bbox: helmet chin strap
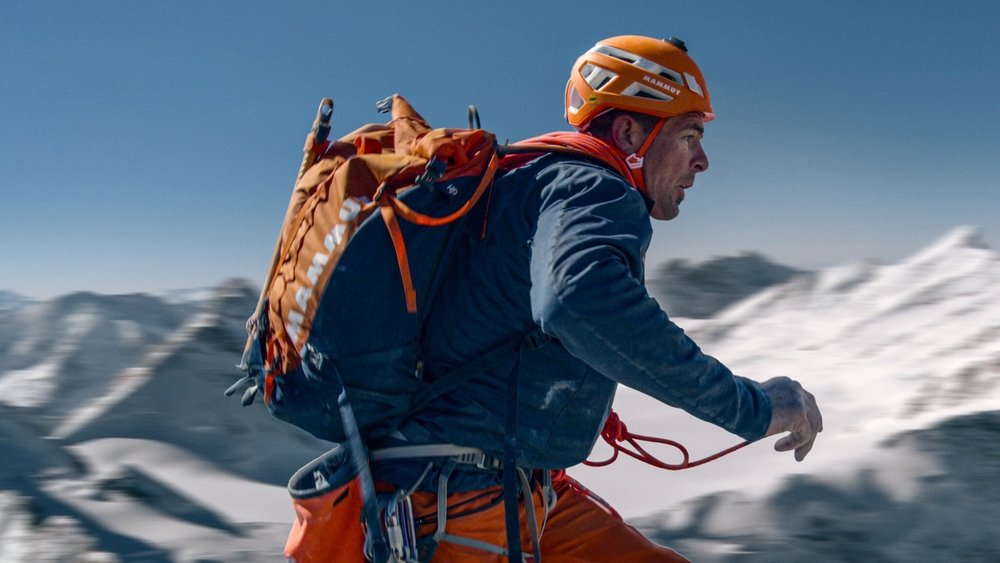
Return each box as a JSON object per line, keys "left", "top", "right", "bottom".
{"left": 623, "top": 117, "right": 667, "bottom": 194}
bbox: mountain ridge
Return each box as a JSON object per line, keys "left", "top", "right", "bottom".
{"left": 649, "top": 252, "right": 806, "bottom": 319}
{"left": 1, "top": 226, "right": 997, "bottom": 560}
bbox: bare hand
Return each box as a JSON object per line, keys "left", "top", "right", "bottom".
{"left": 762, "top": 376, "right": 822, "bottom": 461}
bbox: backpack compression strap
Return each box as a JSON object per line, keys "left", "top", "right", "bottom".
{"left": 372, "top": 149, "right": 500, "bottom": 314}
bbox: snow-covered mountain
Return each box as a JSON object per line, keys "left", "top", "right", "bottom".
{"left": 0, "top": 292, "right": 195, "bottom": 425}
{"left": 0, "top": 281, "right": 328, "bottom": 561}
{"left": 572, "top": 225, "right": 1000, "bottom": 560}
{"left": 695, "top": 225, "right": 999, "bottom": 435}
{"left": 0, "top": 290, "right": 33, "bottom": 312}
{"left": 649, "top": 252, "right": 806, "bottom": 318}
{"left": 632, "top": 409, "right": 1000, "bottom": 562}
{"left": 1, "top": 226, "right": 998, "bottom": 561}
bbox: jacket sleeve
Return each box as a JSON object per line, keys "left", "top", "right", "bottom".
{"left": 529, "top": 161, "right": 771, "bottom": 441}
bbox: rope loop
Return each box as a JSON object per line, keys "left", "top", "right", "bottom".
{"left": 583, "top": 409, "right": 753, "bottom": 471}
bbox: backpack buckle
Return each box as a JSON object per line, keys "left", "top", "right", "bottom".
{"left": 417, "top": 157, "right": 448, "bottom": 189}
{"left": 302, "top": 344, "right": 328, "bottom": 380}
{"left": 525, "top": 330, "right": 550, "bottom": 350}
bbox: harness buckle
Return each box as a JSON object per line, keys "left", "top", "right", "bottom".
{"left": 525, "top": 330, "right": 550, "bottom": 350}
{"left": 453, "top": 451, "right": 503, "bottom": 471}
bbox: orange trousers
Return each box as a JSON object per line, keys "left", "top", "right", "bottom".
{"left": 408, "top": 473, "right": 689, "bottom": 562}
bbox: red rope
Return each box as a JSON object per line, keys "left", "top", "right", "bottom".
{"left": 582, "top": 410, "right": 753, "bottom": 471}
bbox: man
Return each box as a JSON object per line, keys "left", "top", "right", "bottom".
{"left": 370, "top": 35, "right": 822, "bottom": 562}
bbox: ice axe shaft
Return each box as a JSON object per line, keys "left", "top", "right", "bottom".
{"left": 297, "top": 98, "right": 335, "bottom": 181}
{"left": 237, "top": 98, "right": 335, "bottom": 372}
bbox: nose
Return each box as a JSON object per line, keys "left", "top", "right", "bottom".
{"left": 693, "top": 140, "right": 709, "bottom": 173}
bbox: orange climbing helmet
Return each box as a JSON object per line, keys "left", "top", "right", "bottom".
{"left": 565, "top": 35, "right": 715, "bottom": 130}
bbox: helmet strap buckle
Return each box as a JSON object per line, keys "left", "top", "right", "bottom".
{"left": 626, "top": 117, "right": 667, "bottom": 194}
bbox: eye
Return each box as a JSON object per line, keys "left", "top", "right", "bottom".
{"left": 683, "top": 130, "right": 703, "bottom": 143}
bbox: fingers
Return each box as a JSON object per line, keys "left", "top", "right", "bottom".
{"left": 795, "top": 433, "right": 817, "bottom": 462}
{"left": 771, "top": 384, "right": 822, "bottom": 461}
{"left": 773, "top": 429, "right": 817, "bottom": 461}
{"left": 773, "top": 431, "right": 805, "bottom": 453}
{"left": 806, "top": 389, "right": 823, "bottom": 434}
{"left": 800, "top": 389, "right": 822, "bottom": 461}
{"left": 761, "top": 376, "right": 823, "bottom": 461}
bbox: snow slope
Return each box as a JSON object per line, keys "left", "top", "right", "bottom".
{"left": 0, "top": 226, "right": 997, "bottom": 560}
{"left": 571, "top": 226, "right": 1000, "bottom": 519}
{"left": 0, "top": 281, "right": 329, "bottom": 560}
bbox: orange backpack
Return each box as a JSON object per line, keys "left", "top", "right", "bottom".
{"left": 225, "top": 95, "right": 516, "bottom": 562}
{"left": 227, "top": 94, "right": 504, "bottom": 440}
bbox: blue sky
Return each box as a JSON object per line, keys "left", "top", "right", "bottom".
{"left": 1, "top": 1, "right": 997, "bottom": 298}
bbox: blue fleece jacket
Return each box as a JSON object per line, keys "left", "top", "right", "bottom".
{"left": 375, "top": 152, "right": 771, "bottom": 489}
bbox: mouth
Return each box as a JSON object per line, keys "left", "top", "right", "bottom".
{"left": 678, "top": 183, "right": 691, "bottom": 202}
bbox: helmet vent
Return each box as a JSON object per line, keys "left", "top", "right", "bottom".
{"left": 567, "top": 85, "right": 584, "bottom": 112}
{"left": 591, "top": 44, "right": 685, "bottom": 89}
{"left": 684, "top": 72, "right": 704, "bottom": 97}
{"left": 591, "top": 45, "right": 638, "bottom": 65}
{"left": 621, "top": 83, "right": 673, "bottom": 102}
{"left": 658, "top": 70, "right": 683, "bottom": 85}
{"left": 581, "top": 63, "right": 618, "bottom": 91}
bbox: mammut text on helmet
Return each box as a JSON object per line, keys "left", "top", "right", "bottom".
{"left": 641, "top": 75, "right": 681, "bottom": 97}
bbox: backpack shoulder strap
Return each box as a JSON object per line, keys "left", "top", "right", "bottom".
{"left": 504, "top": 131, "right": 634, "bottom": 182}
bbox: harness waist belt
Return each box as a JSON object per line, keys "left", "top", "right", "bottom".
{"left": 371, "top": 444, "right": 503, "bottom": 470}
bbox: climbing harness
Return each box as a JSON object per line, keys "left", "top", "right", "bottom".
{"left": 370, "top": 444, "right": 554, "bottom": 563}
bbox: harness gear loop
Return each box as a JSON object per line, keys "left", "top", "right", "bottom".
{"left": 370, "top": 445, "right": 543, "bottom": 562}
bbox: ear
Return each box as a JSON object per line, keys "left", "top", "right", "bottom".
{"left": 609, "top": 114, "right": 646, "bottom": 154}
